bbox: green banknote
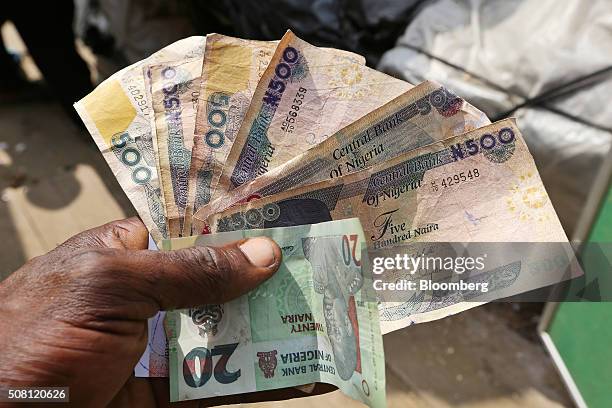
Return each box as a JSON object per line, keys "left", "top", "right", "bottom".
{"left": 164, "top": 219, "right": 385, "bottom": 407}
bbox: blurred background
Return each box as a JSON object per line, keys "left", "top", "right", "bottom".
{"left": 0, "top": 0, "right": 610, "bottom": 407}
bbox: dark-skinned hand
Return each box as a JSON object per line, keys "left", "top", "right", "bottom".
{"left": 0, "top": 217, "right": 334, "bottom": 407}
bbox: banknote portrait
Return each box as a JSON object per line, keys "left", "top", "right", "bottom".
{"left": 302, "top": 235, "right": 363, "bottom": 380}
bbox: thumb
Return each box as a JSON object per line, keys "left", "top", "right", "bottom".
{"left": 110, "top": 236, "right": 281, "bottom": 314}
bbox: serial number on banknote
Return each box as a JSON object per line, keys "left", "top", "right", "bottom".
{"left": 281, "top": 87, "right": 307, "bottom": 133}
{"left": 431, "top": 168, "right": 481, "bottom": 191}
{"left": 190, "top": 90, "right": 199, "bottom": 111}
{"left": 127, "top": 85, "right": 148, "bottom": 114}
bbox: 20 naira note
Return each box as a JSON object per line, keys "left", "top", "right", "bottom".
{"left": 164, "top": 219, "right": 385, "bottom": 408}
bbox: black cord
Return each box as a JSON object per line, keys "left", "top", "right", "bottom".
{"left": 397, "top": 43, "right": 612, "bottom": 134}
{"left": 397, "top": 43, "right": 523, "bottom": 98}
{"left": 493, "top": 65, "right": 612, "bottom": 122}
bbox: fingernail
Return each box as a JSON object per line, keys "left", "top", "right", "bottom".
{"left": 239, "top": 237, "right": 277, "bottom": 267}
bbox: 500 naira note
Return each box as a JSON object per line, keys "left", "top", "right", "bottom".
{"left": 149, "top": 53, "right": 204, "bottom": 237}
{"left": 193, "top": 80, "right": 489, "bottom": 230}
{"left": 213, "top": 30, "right": 411, "bottom": 198}
{"left": 164, "top": 219, "right": 385, "bottom": 408}
{"left": 185, "top": 35, "right": 277, "bottom": 236}
{"left": 209, "top": 119, "right": 571, "bottom": 333}
{"left": 75, "top": 36, "right": 206, "bottom": 243}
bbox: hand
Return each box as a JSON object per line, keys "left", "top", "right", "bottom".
{"left": 0, "top": 217, "right": 333, "bottom": 407}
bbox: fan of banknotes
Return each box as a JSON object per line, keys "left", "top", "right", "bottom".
{"left": 76, "top": 31, "right": 573, "bottom": 407}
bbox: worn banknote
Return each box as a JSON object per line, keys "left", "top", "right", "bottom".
{"left": 193, "top": 80, "right": 490, "bottom": 230}
{"left": 149, "top": 54, "right": 204, "bottom": 237}
{"left": 184, "top": 35, "right": 277, "bottom": 236}
{"left": 165, "top": 219, "right": 385, "bottom": 407}
{"left": 209, "top": 119, "right": 573, "bottom": 332}
{"left": 133, "top": 237, "right": 169, "bottom": 378}
{"left": 211, "top": 30, "right": 411, "bottom": 200}
{"left": 75, "top": 36, "right": 206, "bottom": 243}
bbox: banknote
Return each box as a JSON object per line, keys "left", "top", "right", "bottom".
{"left": 184, "top": 35, "right": 277, "bottom": 236}
{"left": 213, "top": 30, "right": 411, "bottom": 199}
{"left": 143, "top": 65, "right": 165, "bottom": 223}
{"left": 75, "top": 36, "right": 206, "bottom": 244}
{"left": 135, "top": 310, "right": 168, "bottom": 378}
{"left": 209, "top": 119, "right": 572, "bottom": 332}
{"left": 149, "top": 54, "right": 204, "bottom": 237}
{"left": 134, "top": 237, "right": 169, "bottom": 378}
{"left": 164, "top": 219, "right": 385, "bottom": 407}
{"left": 192, "top": 80, "right": 490, "bottom": 230}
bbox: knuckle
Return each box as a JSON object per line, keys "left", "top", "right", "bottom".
{"left": 107, "top": 222, "right": 129, "bottom": 242}
{"left": 99, "top": 222, "right": 129, "bottom": 248}
{"left": 106, "top": 218, "right": 142, "bottom": 245}
{"left": 72, "top": 218, "right": 145, "bottom": 249}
